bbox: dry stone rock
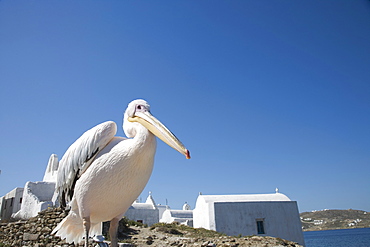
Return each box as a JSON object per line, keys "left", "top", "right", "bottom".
{"left": 23, "top": 232, "right": 39, "bottom": 241}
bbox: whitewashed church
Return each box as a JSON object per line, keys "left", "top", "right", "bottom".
{"left": 0, "top": 154, "right": 305, "bottom": 246}
{"left": 193, "top": 192, "right": 305, "bottom": 245}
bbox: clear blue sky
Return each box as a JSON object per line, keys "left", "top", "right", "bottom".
{"left": 1, "top": 1, "right": 369, "bottom": 213}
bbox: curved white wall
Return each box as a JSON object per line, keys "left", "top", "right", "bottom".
{"left": 13, "top": 181, "right": 55, "bottom": 219}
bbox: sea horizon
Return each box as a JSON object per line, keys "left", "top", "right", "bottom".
{"left": 304, "top": 227, "right": 370, "bottom": 247}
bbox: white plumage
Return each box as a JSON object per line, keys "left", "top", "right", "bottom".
{"left": 52, "top": 99, "right": 190, "bottom": 247}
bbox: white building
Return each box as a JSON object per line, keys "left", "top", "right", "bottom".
{"left": 0, "top": 187, "right": 24, "bottom": 221}
{"left": 123, "top": 192, "right": 161, "bottom": 226}
{"left": 2, "top": 154, "right": 58, "bottom": 220}
{"left": 160, "top": 202, "right": 193, "bottom": 226}
{"left": 193, "top": 192, "right": 305, "bottom": 246}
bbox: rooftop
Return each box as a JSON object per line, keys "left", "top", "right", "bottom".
{"left": 198, "top": 193, "right": 291, "bottom": 204}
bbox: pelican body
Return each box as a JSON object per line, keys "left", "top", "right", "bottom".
{"left": 52, "top": 99, "right": 190, "bottom": 247}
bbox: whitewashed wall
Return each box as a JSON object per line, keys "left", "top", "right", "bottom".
{"left": 13, "top": 181, "right": 55, "bottom": 219}
{"left": 214, "top": 201, "right": 304, "bottom": 245}
{"left": 193, "top": 196, "right": 213, "bottom": 230}
{"left": 0, "top": 188, "right": 24, "bottom": 221}
{"left": 42, "top": 154, "right": 59, "bottom": 183}
{"left": 124, "top": 204, "right": 159, "bottom": 226}
{"left": 193, "top": 194, "right": 305, "bottom": 246}
{"left": 160, "top": 209, "right": 193, "bottom": 226}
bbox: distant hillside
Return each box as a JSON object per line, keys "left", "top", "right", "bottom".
{"left": 300, "top": 209, "right": 370, "bottom": 231}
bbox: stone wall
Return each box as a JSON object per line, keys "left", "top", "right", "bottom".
{"left": 0, "top": 207, "right": 76, "bottom": 247}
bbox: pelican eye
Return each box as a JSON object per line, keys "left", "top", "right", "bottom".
{"left": 136, "top": 104, "right": 147, "bottom": 112}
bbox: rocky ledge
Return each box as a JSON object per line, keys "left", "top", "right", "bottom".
{"left": 0, "top": 208, "right": 303, "bottom": 247}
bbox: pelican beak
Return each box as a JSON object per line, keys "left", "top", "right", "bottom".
{"left": 128, "top": 112, "right": 191, "bottom": 159}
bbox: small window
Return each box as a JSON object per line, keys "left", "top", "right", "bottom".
{"left": 19, "top": 197, "right": 23, "bottom": 204}
{"left": 10, "top": 198, "right": 14, "bottom": 207}
{"left": 256, "top": 220, "right": 265, "bottom": 234}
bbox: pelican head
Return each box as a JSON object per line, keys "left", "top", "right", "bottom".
{"left": 124, "top": 99, "right": 190, "bottom": 159}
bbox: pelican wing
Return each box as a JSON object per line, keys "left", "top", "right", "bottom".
{"left": 56, "top": 121, "right": 117, "bottom": 207}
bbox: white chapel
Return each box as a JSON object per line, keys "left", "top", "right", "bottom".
{"left": 193, "top": 192, "right": 305, "bottom": 246}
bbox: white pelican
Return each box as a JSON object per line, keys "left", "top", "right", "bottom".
{"left": 52, "top": 99, "right": 190, "bottom": 247}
